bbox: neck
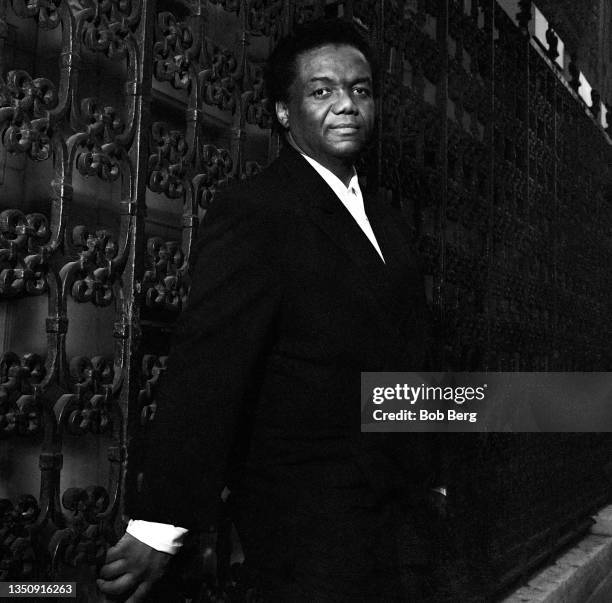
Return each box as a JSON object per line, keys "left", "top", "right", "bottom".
{"left": 286, "top": 133, "right": 355, "bottom": 187}
{"left": 322, "top": 158, "right": 355, "bottom": 187}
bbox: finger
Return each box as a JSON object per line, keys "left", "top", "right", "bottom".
{"left": 99, "top": 558, "right": 128, "bottom": 580}
{"left": 104, "top": 542, "right": 128, "bottom": 564}
{"left": 126, "top": 581, "right": 153, "bottom": 603}
{"left": 105, "top": 533, "right": 138, "bottom": 563}
{"left": 96, "top": 573, "right": 137, "bottom": 597}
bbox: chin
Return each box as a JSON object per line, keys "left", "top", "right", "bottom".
{"left": 327, "top": 141, "right": 366, "bottom": 157}
{"left": 332, "top": 147, "right": 365, "bottom": 161}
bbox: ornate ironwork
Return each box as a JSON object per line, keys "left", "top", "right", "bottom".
{"left": 49, "top": 486, "right": 110, "bottom": 571}
{"left": 71, "top": 99, "right": 126, "bottom": 181}
{"left": 10, "top": 0, "right": 62, "bottom": 30}
{"left": 78, "top": 0, "right": 139, "bottom": 58}
{"left": 193, "top": 144, "right": 233, "bottom": 209}
{"left": 0, "top": 70, "right": 58, "bottom": 161}
{"left": 200, "top": 42, "right": 239, "bottom": 113}
{"left": 247, "top": 0, "right": 283, "bottom": 38}
{"left": 208, "top": 0, "right": 241, "bottom": 13}
{"left": 0, "top": 495, "right": 40, "bottom": 580}
{"left": 516, "top": 0, "right": 532, "bottom": 32}
{"left": 60, "top": 226, "right": 121, "bottom": 306}
{"left": 0, "top": 210, "right": 51, "bottom": 297}
{"left": 138, "top": 354, "right": 168, "bottom": 424}
{"left": 142, "top": 238, "right": 186, "bottom": 313}
{"left": 154, "top": 12, "right": 194, "bottom": 90}
{"left": 0, "top": 353, "right": 45, "bottom": 437}
{"left": 148, "top": 122, "right": 189, "bottom": 198}
{"left": 65, "top": 355, "right": 114, "bottom": 434}
{"left": 243, "top": 64, "right": 272, "bottom": 129}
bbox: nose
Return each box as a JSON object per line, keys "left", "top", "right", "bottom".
{"left": 332, "top": 89, "right": 358, "bottom": 114}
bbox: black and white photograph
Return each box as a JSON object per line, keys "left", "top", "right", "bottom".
{"left": 1, "top": 0, "right": 612, "bottom": 601}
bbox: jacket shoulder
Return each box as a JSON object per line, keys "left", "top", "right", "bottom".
{"left": 194, "top": 157, "right": 299, "bottom": 264}
{"left": 219, "top": 157, "right": 295, "bottom": 210}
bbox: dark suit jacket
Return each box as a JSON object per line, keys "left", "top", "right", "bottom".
{"left": 130, "top": 145, "right": 438, "bottom": 600}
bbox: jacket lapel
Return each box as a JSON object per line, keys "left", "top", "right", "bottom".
{"left": 277, "top": 146, "right": 413, "bottom": 339}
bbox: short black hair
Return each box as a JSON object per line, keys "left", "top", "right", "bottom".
{"left": 265, "top": 18, "right": 378, "bottom": 109}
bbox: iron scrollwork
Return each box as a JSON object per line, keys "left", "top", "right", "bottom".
{"left": 0, "top": 495, "right": 40, "bottom": 580}
{"left": 154, "top": 11, "right": 194, "bottom": 90}
{"left": 0, "top": 353, "right": 45, "bottom": 438}
{"left": 243, "top": 64, "right": 272, "bottom": 129}
{"left": 200, "top": 42, "right": 239, "bottom": 113}
{"left": 65, "top": 356, "right": 115, "bottom": 435}
{"left": 78, "top": 0, "right": 139, "bottom": 59}
{"left": 142, "top": 238, "right": 187, "bottom": 313}
{"left": 148, "top": 122, "right": 189, "bottom": 199}
{"left": 138, "top": 354, "right": 168, "bottom": 424}
{"left": 0, "top": 210, "right": 51, "bottom": 298}
{"left": 0, "top": 70, "right": 58, "bottom": 161}
{"left": 10, "top": 0, "right": 62, "bottom": 29}
{"left": 72, "top": 99, "right": 126, "bottom": 182}
{"left": 247, "top": 0, "right": 283, "bottom": 38}
{"left": 49, "top": 486, "right": 110, "bottom": 572}
{"left": 208, "top": 0, "right": 241, "bottom": 13}
{"left": 193, "top": 144, "right": 233, "bottom": 209}
{"left": 60, "top": 226, "right": 121, "bottom": 307}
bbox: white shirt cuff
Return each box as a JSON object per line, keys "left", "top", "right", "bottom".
{"left": 126, "top": 519, "right": 189, "bottom": 555}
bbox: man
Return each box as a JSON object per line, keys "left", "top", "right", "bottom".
{"left": 98, "top": 19, "right": 439, "bottom": 601}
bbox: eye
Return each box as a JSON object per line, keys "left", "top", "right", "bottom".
{"left": 312, "top": 88, "right": 331, "bottom": 99}
{"left": 353, "top": 86, "right": 372, "bottom": 97}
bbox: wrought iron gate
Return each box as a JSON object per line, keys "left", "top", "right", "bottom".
{"left": 1, "top": 0, "right": 611, "bottom": 600}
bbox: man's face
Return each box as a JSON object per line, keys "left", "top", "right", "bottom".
{"left": 276, "top": 44, "right": 375, "bottom": 168}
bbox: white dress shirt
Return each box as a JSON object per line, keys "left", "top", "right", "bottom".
{"left": 126, "top": 151, "right": 385, "bottom": 554}
{"left": 298, "top": 153, "right": 385, "bottom": 262}
{"left": 126, "top": 518, "right": 188, "bottom": 554}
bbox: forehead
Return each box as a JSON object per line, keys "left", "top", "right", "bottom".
{"left": 294, "top": 44, "right": 372, "bottom": 81}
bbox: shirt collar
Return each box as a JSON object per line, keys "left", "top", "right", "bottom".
{"left": 286, "top": 134, "right": 360, "bottom": 195}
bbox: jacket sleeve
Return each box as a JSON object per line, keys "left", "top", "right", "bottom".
{"left": 127, "top": 191, "right": 286, "bottom": 530}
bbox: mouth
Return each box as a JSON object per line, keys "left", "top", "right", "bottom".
{"left": 329, "top": 124, "right": 361, "bottom": 135}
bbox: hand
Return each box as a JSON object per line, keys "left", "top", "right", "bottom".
{"left": 97, "top": 532, "right": 173, "bottom": 602}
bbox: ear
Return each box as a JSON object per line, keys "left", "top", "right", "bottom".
{"left": 275, "top": 100, "right": 290, "bottom": 129}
